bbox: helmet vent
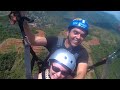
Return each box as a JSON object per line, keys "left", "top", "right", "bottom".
{"left": 70, "top": 61, "right": 73, "bottom": 63}
{"left": 64, "top": 56, "right": 67, "bottom": 59}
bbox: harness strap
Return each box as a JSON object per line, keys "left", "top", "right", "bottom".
{"left": 40, "top": 37, "right": 64, "bottom": 71}
{"left": 42, "top": 69, "right": 50, "bottom": 79}
{"left": 42, "top": 71, "right": 46, "bottom": 79}
{"left": 24, "top": 39, "right": 32, "bottom": 79}
{"left": 17, "top": 14, "right": 32, "bottom": 79}
{"left": 8, "top": 11, "right": 39, "bottom": 79}
{"left": 88, "top": 48, "right": 120, "bottom": 72}
{"left": 57, "top": 36, "right": 64, "bottom": 48}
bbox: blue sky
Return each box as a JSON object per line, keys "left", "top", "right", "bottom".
{"left": 104, "top": 11, "right": 120, "bottom": 21}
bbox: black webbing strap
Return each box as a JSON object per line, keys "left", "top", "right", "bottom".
{"left": 88, "top": 48, "right": 120, "bottom": 72}
{"left": 8, "top": 11, "right": 35, "bottom": 79}
{"left": 17, "top": 13, "right": 33, "bottom": 79}
{"left": 42, "top": 71, "right": 46, "bottom": 79}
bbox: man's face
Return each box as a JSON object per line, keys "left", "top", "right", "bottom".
{"left": 49, "top": 62, "right": 69, "bottom": 79}
{"left": 67, "top": 28, "right": 87, "bottom": 47}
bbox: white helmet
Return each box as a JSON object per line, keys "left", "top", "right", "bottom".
{"left": 49, "top": 48, "right": 76, "bottom": 72}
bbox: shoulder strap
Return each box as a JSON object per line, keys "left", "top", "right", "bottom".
{"left": 57, "top": 36, "right": 80, "bottom": 60}
{"left": 42, "top": 71, "right": 46, "bottom": 79}
{"left": 58, "top": 36, "right": 81, "bottom": 59}
{"left": 40, "top": 36, "right": 64, "bottom": 71}
{"left": 42, "top": 69, "right": 50, "bottom": 79}
{"left": 74, "top": 53, "right": 79, "bottom": 60}
{"left": 24, "top": 41, "right": 32, "bottom": 79}
{"left": 74, "top": 46, "right": 81, "bottom": 60}
{"left": 56, "top": 36, "right": 64, "bottom": 48}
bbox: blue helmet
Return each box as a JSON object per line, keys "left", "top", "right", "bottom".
{"left": 68, "top": 18, "right": 89, "bottom": 34}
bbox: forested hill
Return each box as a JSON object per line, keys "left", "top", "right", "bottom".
{"left": 0, "top": 11, "right": 120, "bottom": 33}
{"left": 28, "top": 11, "right": 120, "bottom": 33}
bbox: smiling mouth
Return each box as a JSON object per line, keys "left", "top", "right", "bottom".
{"left": 73, "top": 39, "right": 80, "bottom": 44}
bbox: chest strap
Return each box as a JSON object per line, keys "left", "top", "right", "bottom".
{"left": 42, "top": 69, "right": 50, "bottom": 79}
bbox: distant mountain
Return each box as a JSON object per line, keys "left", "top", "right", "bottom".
{"left": 0, "top": 11, "right": 119, "bottom": 33}
{"left": 28, "top": 11, "right": 120, "bottom": 33}
{"left": 0, "top": 11, "right": 10, "bottom": 16}
{"left": 104, "top": 11, "right": 120, "bottom": 21}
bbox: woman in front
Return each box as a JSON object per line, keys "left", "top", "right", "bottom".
{"left": 38, "top": 48, "right": 76, "bottom": 79}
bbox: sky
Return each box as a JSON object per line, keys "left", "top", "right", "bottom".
{"left": 0, "top": 11, "right": 120, "bottom": 21}
{"left": 104, "top": 11, "right": 120, "bottom": 21}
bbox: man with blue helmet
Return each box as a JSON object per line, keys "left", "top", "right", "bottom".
{"left": 13, "top": 12, "right": 89, "bottom": 79}
{"left": 64, "top": 18, "right": 89, "bottom": 79}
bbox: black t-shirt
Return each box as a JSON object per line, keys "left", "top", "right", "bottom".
{"left": 45, "top": 36, "right": 89, "bottom": 65}
{"left": 45, "top": 36, "right": 58, "bottom": 52}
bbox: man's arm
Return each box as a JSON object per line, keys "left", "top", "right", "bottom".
{"left": 11, "top": 11, "right": 47, "bottom": 46}
{"left": 74, "top": 62, "right": 88, "bottom": 79}
{"left": 23, "top": 21, "right": 47, "bottom": 46}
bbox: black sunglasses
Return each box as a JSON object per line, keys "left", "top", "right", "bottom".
{"left": 52, "top": 64, "right": 70, "bottom": 76}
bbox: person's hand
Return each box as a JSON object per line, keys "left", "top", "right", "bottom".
{"left": 9, "top": 12, "right": 17, "bottom": 25}
{"left": 9, "top": 11, "right": 28, "bottom": 25}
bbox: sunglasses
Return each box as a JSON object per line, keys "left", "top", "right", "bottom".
{"left": 52, "top": 64, "right": 70, "bottom": 76}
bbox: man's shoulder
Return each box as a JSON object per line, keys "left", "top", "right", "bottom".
{"left": 76, "top": 44, "right": 89, "bottom": 61}
{"left": 74, "top": 44, "right": 88, "bottom": 53}
{"left": 79, "top": 44, "right": 88, "bottom": 53}
{"left": 79, "top": 44, "right": 87, "bottom": 49}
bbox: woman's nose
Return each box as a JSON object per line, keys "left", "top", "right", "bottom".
{"left": 56, "top": 71, "right": 61, "bottom": 76}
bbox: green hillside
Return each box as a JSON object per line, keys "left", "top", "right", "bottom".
{"left": 88, "top": 25, "right": 120, "bottom": 79}
{"left": 0, "top": 15, "right": 21, "bottom": 43}
{"left": 28, "top": 11, "right": 120, "bottom": 33}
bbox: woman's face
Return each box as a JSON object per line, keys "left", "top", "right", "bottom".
{"left": 49, "top": 62, "right": 69, "bottom": 79}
